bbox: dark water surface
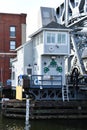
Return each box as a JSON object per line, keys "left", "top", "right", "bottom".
{"left": 0, "top": 112, "right": 87, "bottom": 130}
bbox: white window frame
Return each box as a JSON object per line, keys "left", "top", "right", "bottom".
{"left": 46, "top": 31, "right": 67, "bottom": 45}
{"left": 35, "top": 33, "right": 43, "bottom": 47}
{"left": 10, "top": 41, "right": 16, "bottom": 50}
{"left": 10, "top": 26, "right": 16, "bottom": 38}
{"left": 57, "top": 33, "right": 66, "bottom": 45}
{"left": 47, "top": 32, "right": 55, "bottom": 44}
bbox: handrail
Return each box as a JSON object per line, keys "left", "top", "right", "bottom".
{"left": 30, "top": 75, "right": 62, "bottom": 88}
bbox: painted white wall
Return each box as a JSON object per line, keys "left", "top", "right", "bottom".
{"left": 11, "top": 47, "right": 24, "bottom": 88}
{"left": 12, "top": 56, "right": 24, "bottom": 88}
{"left": 24, "top": 41, "right": 33, "bottom": 68}
{"left": 11, "top": 41, "right": 33, "bottom": 88}
{"left": 41, "top": 55, "right": 66, "bottom": 85}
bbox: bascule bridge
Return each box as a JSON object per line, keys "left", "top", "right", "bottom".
{"left": 56, "top": 0, "right": 87, "bottom": 74}
{"left": 56, "top": 0, "right": 87, "bottom": 94}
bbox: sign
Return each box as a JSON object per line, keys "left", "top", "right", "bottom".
{"left": 16, "top": 86, "right": 22, "bottom": 100}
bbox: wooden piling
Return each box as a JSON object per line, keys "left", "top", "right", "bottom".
{"left": 1, "top": 99, "right": 87, "bottom": 119}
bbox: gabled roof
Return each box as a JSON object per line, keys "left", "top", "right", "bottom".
{"left": 29, "top": 21, "right": 71, "bottom": 38}
{"left": 43, "top": 21, "right": 68, "bottom": 29}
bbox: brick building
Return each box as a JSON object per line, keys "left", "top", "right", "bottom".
{"left": 0, "top": 13, "right": 27, "bottom": 87}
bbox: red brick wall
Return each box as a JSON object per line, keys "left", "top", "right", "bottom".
{"left": 0, "top": 13, "right": 27, "bottom": 86}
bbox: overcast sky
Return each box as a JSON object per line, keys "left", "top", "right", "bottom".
{"left": 0, "top": 0, "right": 64, "bottom": 40}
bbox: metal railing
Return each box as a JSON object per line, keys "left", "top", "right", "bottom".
{"left": 66, "top": 75, "right": 87, "bottom": 88}
{"left": 30, "top": 75, "right": 62, "bottom": 89}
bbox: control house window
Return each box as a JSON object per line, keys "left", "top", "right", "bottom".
{"left": 10, "top": 41, "right": 16, "bottom": 50}
{"left": 34, "top": 33, "right": 43, "bottom": 47}
{"left": 47, "top": 33, "right": 55, "bottom": 44}
{"left": 57, "top": 33, "right": 66, "bottom": 44}
{"left": 46, "top": 32, "right": 66, "bottom": 44}
{"left": 10, "top": 26, "right": 16, "bottom": 37}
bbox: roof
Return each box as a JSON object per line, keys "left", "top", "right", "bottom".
{"left": 29, "top": 21, "right": 71, "bottom": 38}
{"left": 43, "top": 21, "right": 68, "bottom": 29}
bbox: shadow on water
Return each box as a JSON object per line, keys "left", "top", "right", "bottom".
{"left": 0, "top": 112, "right": 87, "bottom": 130}
{"left": 0, "top": 114, "right": 25, "bottom": 130}
{"left": 30, "top": 119, "right": 87, "bottom": 130}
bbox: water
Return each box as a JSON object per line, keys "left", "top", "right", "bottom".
{"left": 0, "top": 112, "right": 87, "bottom": 130}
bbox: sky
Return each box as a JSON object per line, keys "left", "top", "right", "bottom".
{"left": 0, "top": 0, "right": 64, "bottom": 40}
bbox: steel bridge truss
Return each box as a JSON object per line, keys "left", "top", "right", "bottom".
{"left": 28, "top": 75, "right": 87, "bottom": 101}
{"left": 29, "top": 88, "right": 62, "bottom": 101}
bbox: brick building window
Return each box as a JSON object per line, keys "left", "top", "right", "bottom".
{"left": 10, "top": 41, "right": 16, "bottom": 50}
{"left": 10, "top": 26, "right": 16, "bottom": 37}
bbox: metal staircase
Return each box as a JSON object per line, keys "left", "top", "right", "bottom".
{"left": 62, "top": 85, "right": 69, "bottom": 101}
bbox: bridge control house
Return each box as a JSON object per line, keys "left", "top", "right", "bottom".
{"left": 11, "top": 19, "right": 71, "bottom": 101}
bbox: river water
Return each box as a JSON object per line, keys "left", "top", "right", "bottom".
{"left": 0, "top": 112, "right": 87, "bottom": 130}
